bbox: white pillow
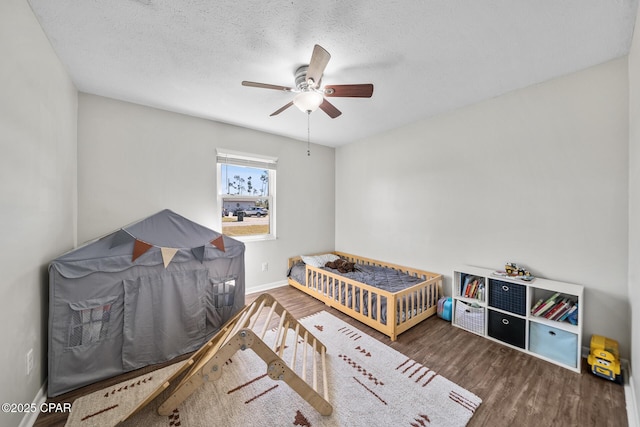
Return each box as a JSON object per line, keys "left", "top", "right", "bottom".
{"left": 300, "top": 253, "right": 340, "bottom": 268}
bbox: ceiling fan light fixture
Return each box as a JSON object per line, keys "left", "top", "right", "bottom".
{"left": 293, "top": 91, "right": 323, "bottom": 113}
{"left": 242, "top": 44, "right": 372, "bottom": 119}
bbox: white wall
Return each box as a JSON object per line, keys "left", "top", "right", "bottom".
{"left": 336, "top": 59, "right": 630, "bottom": 356}
{"left": 77, "top": 94, "right": 335, "bottom": 290}
{"left": 1, "top": 5, "right": 635, "bottom": 424}
{"left": 0, "top": 0, "right": 77, "bottom": 424}
{"left": 628, "top": 2, "right": 640, "bottom": 420}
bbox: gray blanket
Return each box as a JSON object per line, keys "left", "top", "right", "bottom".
{"left": 289, "top": 262, "right": 422, "bottom": 290}
{"left": 288, "top": 262, "right": 424, "bottom": 325}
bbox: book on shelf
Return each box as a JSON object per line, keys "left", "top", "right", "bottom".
{"left": 544, "top": 298, "right": 569, "bottom": 320}
{"left": 464, "top": 279, "right": 478, "bottom": 298}
{"left": 558, "top": 304, "right": 577, "bottom": 322}
{"left": 470, "top": 280, "right": 479, "bottom": 298}
{"left": 566, "top": 304, "right": 579, "bottom": 325}
{"left": 532, "top": 292, "right": 561, "bottom": 316}
{"left": 530, "top": 298, "right": 544, "bottom": 314}
{"left": 542, "top": 299, "right": 562, "bottom": 319}
{"left": 530, "top": 296, "right": 577, "bottom": 323}
{"left": 550, "top": 300, "right": 575, "bottom": 321}
{"left": 461, "top": 275, "right": 471, "bottom": 297}
{"left": 461, "top": 276, "right": 484, "bottom": 300}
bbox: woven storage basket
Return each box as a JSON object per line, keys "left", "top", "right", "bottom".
{"left": 454, "top": 300, "right": 485, "bottom": 334}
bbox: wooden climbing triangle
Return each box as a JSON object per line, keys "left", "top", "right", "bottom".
{"left": 120, "top": 293, "right": 332, "bottom": 423}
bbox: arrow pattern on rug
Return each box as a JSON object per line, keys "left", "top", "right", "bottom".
{"left": 227, "top": 373, "right": 268, "bottom": 394}
{"left": 293, "top": 409, "right": 311, "bottom": 427}
{"left": 103, "top": 375, "right": 154, "bottom": 397}
{"left": 168, "top": 408, "right": 181, "bottom": 427}
{"left": 226, "top": 372, "right": 281, "bottom": 406}
{"left": 396, "top": 359, "right": 438, "bottom": 387}
{"left": 338, "top": 354, "right": 384, "bottom": 386}
{"left": 355, "top": 345, "right": 371, "bottom": 357}
{"left": 449, "top": 390, "right": 480, "bottom": 413}
{"left": 336, "top": 325, "right": 362, "bottom": 341}
{"left": 245, "top": 384, "right": 279, "bottom": 404}
{"left": 80, "top": 404, "right": 119, "bottom": 422}
{"left": 352, "top": 376, "right": 387, "bottom": 405}
{"left": 410, "top": 414, "right": 431, "bottom": 427}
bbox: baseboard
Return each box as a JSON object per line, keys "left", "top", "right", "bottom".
{"left": 19, "top": 381, "right": 47, "bottom": 427}
{"left": 624, "top": 359, "right": 639, "bottom": 427}
{"left": 582, "top": 349, "right": 637, "bottom": 426}
{"left": 245, "top": 279, "right": 287, "bottom": 295}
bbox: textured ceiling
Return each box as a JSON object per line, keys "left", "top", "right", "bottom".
{"left": 28, "top": 1, "right": 638, "bottom": 147}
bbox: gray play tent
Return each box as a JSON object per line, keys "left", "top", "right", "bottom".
{"left": 47, "top": 209, "right": 245, "bottom": 396}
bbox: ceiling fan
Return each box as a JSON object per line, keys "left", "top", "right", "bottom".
{"left": 242, "top": 44, "right": 374, "bottom": 119}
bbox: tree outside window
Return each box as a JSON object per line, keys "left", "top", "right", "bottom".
{"left": 217, "top": 150, "right": 276, "bottom": 240}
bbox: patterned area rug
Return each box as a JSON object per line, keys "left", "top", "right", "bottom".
{"left": 66, "top": 311, "right": 481, "bottom": 427}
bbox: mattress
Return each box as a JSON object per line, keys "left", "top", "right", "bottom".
{"left": 288, "top": 262, "right": 424, "bottom": 325}
{"left": 288, "top": 262, "right": 422, "bottom": 291}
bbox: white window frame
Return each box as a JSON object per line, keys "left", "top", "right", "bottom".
{"left": 217, "top": 149, "right": 277, "bottom": 242}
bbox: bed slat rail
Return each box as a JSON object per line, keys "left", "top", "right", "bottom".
{"left": 288, "top": 252, "right": 442, "bottom": 341}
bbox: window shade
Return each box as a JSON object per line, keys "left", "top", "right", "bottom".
{"left": 216, "top": 150, "right": 277, "bottom": 170}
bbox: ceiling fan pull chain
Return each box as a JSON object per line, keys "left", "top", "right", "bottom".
{"left": 307, "top": 111, "right": 311, "bottom": 156}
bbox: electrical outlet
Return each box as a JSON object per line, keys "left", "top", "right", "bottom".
{"left": 262, "top": 262, "right": 268, "bottom": 272}
{"left": 26, "top": 349, "right": 34, "bottom": 376}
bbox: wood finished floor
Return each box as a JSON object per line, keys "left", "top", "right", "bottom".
{"left": 36, "top": 285, "right": 627, "bottom": 427}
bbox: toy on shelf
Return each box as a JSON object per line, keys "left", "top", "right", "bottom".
{"left": 587, "top": 335, "right": 622, "bottom": 384}
{"left": 493, "top": 262, "right": 535, "bottom": 281}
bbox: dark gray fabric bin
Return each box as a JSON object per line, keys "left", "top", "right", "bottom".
{"left": 488, "top": 279, "right": 526, "bottom": 315}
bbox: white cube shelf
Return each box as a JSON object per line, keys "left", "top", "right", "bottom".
{"left": 451, "top": 266, "right": 583, "bottom": 373}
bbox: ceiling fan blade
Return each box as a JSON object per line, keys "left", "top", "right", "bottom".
{"left": 269, "top": 101, "right": 294, "bottom": 116}
{"left": 324, "top": 84, "right": 374, "bottom": 98}
{"left": 242, "top": 81, "right": 294, "bottom": 92}
{"left": 319, "top": 98, "right": 342, "bottom": 119}
{"left": 306, "top": 45, "right": 331, "bottom": 88}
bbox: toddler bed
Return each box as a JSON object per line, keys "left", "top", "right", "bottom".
{"left": 287, "top": 252, "right": 442, "bottom": 341}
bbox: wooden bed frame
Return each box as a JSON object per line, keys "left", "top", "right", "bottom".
{"left": 288, "top": 252, "right": 442, "bottom": 341}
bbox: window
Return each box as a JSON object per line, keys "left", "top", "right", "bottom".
{"left": 207, "top": 277, "right": 237, "bottom": 328}
{"left": 67, "top": 297, "right": 117, "bottom": 347}
{"left": 211, "top": 277, "right": 236, "bottom": 309}
{"left": 217, "top": 149, "right": 277, "bottom": 240}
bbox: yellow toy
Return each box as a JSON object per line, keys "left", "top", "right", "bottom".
{"left": 587, "top": 335, "right": 621, "bottom": 384}
{"left": 504, "top": 263, "right": 534, "bottom": 280}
